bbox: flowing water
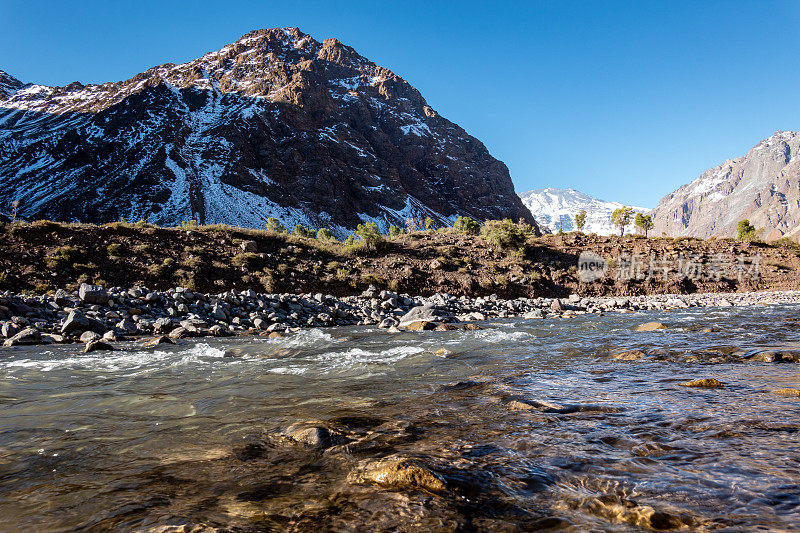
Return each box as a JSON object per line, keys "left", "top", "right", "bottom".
{"left": 2, "top": 305, "right": 800, "bottom": 531}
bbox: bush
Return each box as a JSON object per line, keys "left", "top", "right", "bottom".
{"left": 317, "top": 227, "right": 336, "bottom": 241}
{"left": 388, "top": 225, "right": 402, "bottom": 236}
{"left": 773, "top": 236, "right": 799, "bottom": 250}
{"left": 266, "top": 217, "right": 287, "bottom": 234}
{"left": 480, "top": 219, "right": 532, "bottom": 250}
{"left": 232, "top": 252, "right": 262, "bottom": 269}
{"left": 181, "top": 219, "right": 198, "bottom": 229}
{"left": 106, "top": 243, "right": 124, "bottom": 257}
{"left": 424, "top": 216, "right": 435, "bottom": 230}
{"left": 45, "top": 245, "right": 83, "bottom": 271}
{"left": 292, "top": 224, "right": 316, "bottom": 238}
{"left": 737, "top": 219, "right": 759, "bottom": 242}
{"left": 453, "top": 216, "right": 480, "bottom": 235}
{"left": 354, "top": 222, "right": 384, "bottom": 249}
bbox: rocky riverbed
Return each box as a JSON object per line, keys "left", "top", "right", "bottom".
{"left": 3, "top": 282, "right": 800, "bottom": 350}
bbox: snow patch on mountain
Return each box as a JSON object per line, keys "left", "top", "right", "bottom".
{"left": 519, "top": 188, "right": 649, "bottom": 235}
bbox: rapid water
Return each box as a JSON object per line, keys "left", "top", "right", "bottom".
{"left": 2, "top": 305, "right": 800, "bottom": 531}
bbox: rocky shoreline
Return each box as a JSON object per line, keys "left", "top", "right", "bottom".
{"left": 2, "top": 283, "right": 800, "bottom": 350}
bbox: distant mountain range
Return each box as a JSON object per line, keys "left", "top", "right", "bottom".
{"left": 0, "top": 27, "right": 534, "bottom": 235}
{"left": 651, "top": 130, "right": 800, "bottom": 241}
{"left": 518, "top": 188, "right": 649, "bottom": 235}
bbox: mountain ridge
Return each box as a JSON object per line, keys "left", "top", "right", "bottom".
{"left": 519, "top": 187, "right": 649, "bottom": 235}
{"left": 0, "top": 27, "right": 534, "bottom": 235}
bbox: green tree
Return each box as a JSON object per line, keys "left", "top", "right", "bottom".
{"left": 575, "top": 210, "right": 587, "bottom": 232}
{"left": 292, "top": 224, "right": 316, "bottom": 238}
{"left": 737, "top": 219, "right": 758, "bottom": 241}
{"left": 316, "top": 227, "right": 335, "bottom": 241}
{"left": 480, "top": 219, "right": 533, "bottom": 251}
{"left": 354, "top": 222, "right": 384, "bottom": 249}
{"left": 611, "top": 206, "right": 634, "bottom": 236}
{"left": 424, "top": 216, "right": 435, "bottom": 230}
{"left": 634, "top": 213, "right": 654, "bottom": 237}
{"left": 266, "top": 217, "right": 286, "bottom": 234}
{"left": 453, "top": 216, "right": 480, "bottom": 235}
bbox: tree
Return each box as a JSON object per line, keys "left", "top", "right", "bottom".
{"left": 266, "top": 217, "right": 286, "bottom": 234}
{"left": 354, "top": 222, "right": 384, "bottom": 249}
{"left": 292, "top": 224, "right": 316, "bottom": 238}
{"left": 611, "top": 206, "right": 634, "bottom": 236}
{"left": 424, "top": 216, "right": 435, "bottom": 230}
{"left": 453, "top": 216, "right": 480, "bottom": 235}
{"left": 575, "top": 210, "right": 587, "bottom": 232}
{"left": 737, "top": 219, "right": 758, "bottom": 241}
{"left": 634, "top": 213, "right": 654, "bottom": 237}
{"left": 480, "top": 219, "right": 533, "bottom": 251}
{"left": 316, "top": 227, "right": 335, "bottom": 241}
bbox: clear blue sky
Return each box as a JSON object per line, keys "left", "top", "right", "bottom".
{"left": 2, "top": 0, "right": 799, "bottom": 207}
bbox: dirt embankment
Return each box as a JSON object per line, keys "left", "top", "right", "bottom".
{"left": 1, "top": 221, "right": 798, "bottom": 298}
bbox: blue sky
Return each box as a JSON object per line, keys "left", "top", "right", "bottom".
{"left": 2, "top": 0, "right": 799, "bottom": 207}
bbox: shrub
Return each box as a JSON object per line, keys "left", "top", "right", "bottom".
{"left": 453, "top": 216, "right": 480, "bottom": 235}
{"left": 317, "top": 227, "right": 336, "bottom": 241}
{"left": 266, "top": 217, "right": 287, "bottom": 234}
{"left": 354, "top": 222, "right": 384, "bottom": 249}
{"left": 106, "top": 243, "right": 123, "bottom": 257}
{"left": 773, "top": 236, "right": 799, "bottom": 250}
{"left": 424, "top": 216, "right": 435, "bottom": 230}
{"left": 232, "top": 252, "right": 262, "bottom": 269}
{"left": 480, "top": 219, "right": 532, "bottom": 250}
{"left": 45, "top": 245, "right": 83, "bottom": 271}
{"left": 292, "top": 224, "right": 316, "bottom": 238}
{"left": 388, "top": 225, "right": 402, "bottom": 236}
{"left": 181, "top": 219, "right": 198, "bottom": 229}
{"left": 575, "top": 210, "right": 587, "bottom": 232}
{"left": 737, "top": 219, "right": 760, "bottom": 242}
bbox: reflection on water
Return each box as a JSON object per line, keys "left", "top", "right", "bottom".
{"left": 2, "top": 305, "right": 800, "bottom": 530}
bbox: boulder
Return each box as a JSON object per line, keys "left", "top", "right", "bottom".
{"left": 434, "top": 323, "right": 458, "bottom": 331}
{"left": 143, "top": 335, "right": 175, "bottom": 347}
{"left": 461, "top": 323, "right": 483, "bottom": 331}
{"left": 550, "top": 299, "right": 564, "bottom": 312}
{"left": 116, "top": 318, "right": 138, "bottom": 334}
{"left": 398, "top": 305, "right": 450, "bottom": 327}
{"left": 406, "top": 321, "right": 437, "bottom": 331}
{"left": 61, "top": 310, "right": 106, "bottom": 335}
{"left": 523, "top": 309, "right": 544, "bottom": 319}
{"left": 3, "top": 327, "right": 41, "bottom": 346}
{"left": 168, "top": 327, "right": 191, "bottom": 339}
{"left": 284, "top": 423, "right": 347, "bottom": 449}
{"left": 79, "top": 331, "right": 101, "bottom": 343}
{"left": 240, "top": 240, "right": 258, "bottom": 252}
{"left": 1, "top": 322, "right": 20, "bottom": 338}
{"left": 84, "top": 340, "right": 115, "bottom": 353}
{"left": 153, "top": 317, "right": 175, "bottom": 333}
{"left": 78, "top": 283, "right": 109, "bottom": 305}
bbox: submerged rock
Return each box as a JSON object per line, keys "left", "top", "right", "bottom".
{"left": 84, "top": 340, "right": 115, "bottom": 353}
{"left": 772, "top": 388, "right": 800, "bottom": 396}
{"left": 680, "top": 378, "right": 725, "bottom": 388}
{"left": 284, "top": 423, "right": 347, "bottom": 449}
{"left": 349, "top": 455, "right": 448, "bottom": 493}
{"left": 634, "top": 322, "right": 667, "bottom": 332}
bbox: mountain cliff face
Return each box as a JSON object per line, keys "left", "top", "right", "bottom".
{"left": 651, "top": 131, "right": 800, "bottom": 240}
{"left": 0, "top": 28, "right": 534, "bottom": 234}
{"left": 519, "top": 188, "right": 648, "bottom": 235}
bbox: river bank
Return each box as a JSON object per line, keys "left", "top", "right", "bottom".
{"left": 3, "top": 281, "right": 800, "bottom": 349}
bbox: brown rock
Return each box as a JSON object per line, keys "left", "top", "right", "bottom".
{"left": 634, "top": 322, "right": 667, "bottom": 332}
{"left": 680, "top": 378, "right": 725, "bottom": 388}
{"left": 461, "top": 323, "right": 483, "bottom": 331}
{"left": 434, "top": 323, "right": 458, "bottom": 331}
{"left": 350, "top": 456, "right": 447, "bottom": 493}
{"left": 405, "top": 321, "right": 437, "bottom": 331}
{"left": 84, "top": 340, "right": 115, "bottom": 353}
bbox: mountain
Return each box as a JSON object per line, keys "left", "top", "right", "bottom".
{"left": 518, "top": 188, "right": 649, "bottom": 235}
{"left": 0, "top": 28, "right": 534, "bottom": 235}
{"left": 650, "top": 131, "right": 800, "bottom": 241}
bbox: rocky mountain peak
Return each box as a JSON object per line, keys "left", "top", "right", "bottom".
{"left": 0, "top": 70, "right": 23, "bottom": 99}
{"left": 651, "top": 130, "right": 800, "bottom": 240}
{"left": 0, "top": 28, "right": 534, "bottom": 234}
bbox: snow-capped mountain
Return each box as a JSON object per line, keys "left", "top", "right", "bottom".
{"left": 0, "top": 28, "right": 534, "bottom": 235}
{"left": 518, "top": 188, "right": 649, "bottom": 235}
{"left": 651, "top": 131, "right": 800, "bottom": 241}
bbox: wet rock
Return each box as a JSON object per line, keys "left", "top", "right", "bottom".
{"left": 462, "top": 323, "right": 483, "bottom": 331}
{"left": 3, "top": 327, "right": 41, "bottom": 346}
{"left": 284, "top": 423, "right": 347, "bottom": 449}
{"left": 102, "top": 331, "right": 118, "bottom": 342}
{"left": 387, "top": 326, "right": 401, "bottom": 334}
{"left": 1, "top": 321, "right": 20, "bottom": 338}
{"left": 680, "top": 378, "right": 725, "bottom": 388}
{"left": 210, "top": 325, "right": 233, "bottom": 337}
{"left": 267, "top": 331, "right": 284, "bottom": 339}
{"left": 79, "top": 331, "right": 101, "bottom": 343}
{"left": 523, "top": 309, "right": 544, "bottom": 319}
{"left": 406, "top": 321, "right": 437, "bottom": 331}
{"left": 78, "top": 283, "right": 109, "bottom": 305}
{"left": 433, "top": 348, "right": 451, "bottom": 357}
{"left": 84, "top": 340, "right": 115, "bottom": 353}
{"left": 41, "top": 333, "right": 67, "bottom": 344}
{"left": 634, "top": 321, "right": 666, "bottom": 332}
{"left": 434, "top": 323, "right": 458, "bottom": 331}
{"left": 349, "top": 455, "right": 447, "bottom": 493}
{"left": 611, "top": 349, "right": 647, "bottom": 361}
{"left": 143, "top": 335, "right": 175, "bottom": 347}
{"left": 550, "top": 299, "right": 564, "bottom": 312}
{"left": 772, "top": 388, "right": 800, "bottom": 396}
{"left": 168, "top": 327, "right": 191, "bottom": 339}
